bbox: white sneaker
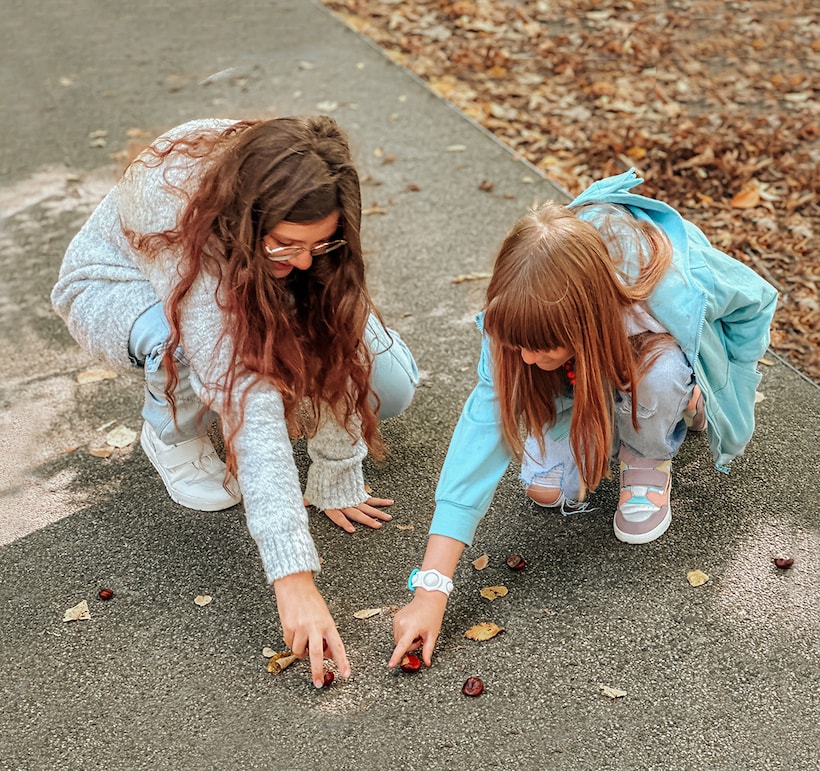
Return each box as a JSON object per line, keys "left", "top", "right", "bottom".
{"left": 140, "top": 422, "right": 241, "bottom": 511}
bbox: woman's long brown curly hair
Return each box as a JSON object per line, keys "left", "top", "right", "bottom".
{"left": 125, "top": 116, "right": 384, "bottom": 474}
{"left": 484, "top": 201, "right": 673, "bottom": 498}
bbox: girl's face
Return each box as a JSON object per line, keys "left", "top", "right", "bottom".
{"left": 519, "top": 346, "right": 573, "bottom": 371}
{"left": 261, "top": 211, "right": 340, "bottom": 279}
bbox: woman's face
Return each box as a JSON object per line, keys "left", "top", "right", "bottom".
{"left": 261, "top": 211, "right": 340, "bottom": 279}
{"left": 519, "top": 346, "right": 573, "bottom": 371}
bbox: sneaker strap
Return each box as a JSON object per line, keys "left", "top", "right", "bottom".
{"left": 154, "top": 436, "right": 216, "bottom": 469}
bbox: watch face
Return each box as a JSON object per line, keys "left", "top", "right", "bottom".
{"left": 421, "top": 572, "right": 441, "bottom": 589}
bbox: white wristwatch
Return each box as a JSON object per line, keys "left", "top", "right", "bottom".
{"left": 408, "top": 568, "right": 454, "bottom": 596}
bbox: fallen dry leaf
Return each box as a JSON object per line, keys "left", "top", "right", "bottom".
{"left": 479, "top": 585, "right": 508, "bottom": 601}
{"left": 452, "top": 272, "right": 492, "bottom": 284}
{"left": 266, "top": 651, "right": 298, "bottom": 674}
{"left": 63, "top": 600, "right": 91, "bottom": 622}
{"left": 464, "top": 621, "right": 504, "bottom": 641}
{"left": 353, "top": 607, "right": 383, "bottom": 619}
{"left": 76, "top": 369, "right": 118, "bottom": 384}
{"left": 88, "top": 446, "right": 114, "bottom": 458}
{"left": 193, "top": 594, "right": 212, "bottom": 607}
{"left": 472, "top": 554, "right": 490, "bottom": 570}
{"left": 105, "top": 425, "right": 137, "bottom": 448}
{"left": 395, "top": 523, "right": 414, "bottom": 531}
{"left": 321, "top": 0, "right": 820, "bottom": 385}
{"left": 599, "top": 683, "right": 627, "bottom": 699}
{"left": 262, "top": 647, "right": 277, "bottom": 658}
{"left": 686, "top": 569, "right": 710, "bottom": 587}
{"left": 730, "top": 181, "right": 761, "bottom": 209}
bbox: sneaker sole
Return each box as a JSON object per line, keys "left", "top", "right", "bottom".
{"left": 613, "top": 509, "right": 672, "bottom": 545}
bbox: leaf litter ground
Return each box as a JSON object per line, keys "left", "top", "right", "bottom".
{"left": 322, "top": 0, "right": 819, "bottom": 382}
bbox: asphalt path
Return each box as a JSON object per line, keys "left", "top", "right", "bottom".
{"left": 1, "top": 2, "right": 818, "bottom": 769}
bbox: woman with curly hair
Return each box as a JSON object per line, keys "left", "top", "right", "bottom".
{"left": 389, "top": 169, "right": 776, "bottom": 669}
{"left": 52, "top": 116, "right": 418, "bottom": 687}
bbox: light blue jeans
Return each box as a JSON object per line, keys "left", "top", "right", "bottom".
{"left": 519, "top": 344, "right": 695, "bottom": 504}
{"left": 128, "top": 302, "right": 418, "bottom": 444}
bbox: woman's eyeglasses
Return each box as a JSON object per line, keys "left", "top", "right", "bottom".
{"left": 263, "top": 239, "right": 347, "bottom": 262}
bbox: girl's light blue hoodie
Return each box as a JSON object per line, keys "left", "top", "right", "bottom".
{"left": 430, "top": 169, "right": 778, "bottom": 546}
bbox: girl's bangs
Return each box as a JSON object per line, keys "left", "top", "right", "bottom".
{"left": 485, "top": 290, "right": 569, "bottom": 353}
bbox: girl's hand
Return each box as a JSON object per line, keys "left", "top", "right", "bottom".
{"left": 322, "top": 496, "right": 394, "bottom": 533}
{"left": 273, "top": 571, "right": 351, "bottom": 688}
{"left": 389, "top": 590, "right": 449, "bottom": 668}
{"left": 388, "top": 534, "right": 465, "bottom": 668}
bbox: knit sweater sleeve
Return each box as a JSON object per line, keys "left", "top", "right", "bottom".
{"left": 51, "top": 186, "right": 161, "bottom": 368}
{"left": 303, "top": 412, "right": 368, "bottom": 511}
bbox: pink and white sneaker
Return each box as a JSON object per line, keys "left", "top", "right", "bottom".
{"left": 613, "top": 445, "right": 672, "bottom": 544}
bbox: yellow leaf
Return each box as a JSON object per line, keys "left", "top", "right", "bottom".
{"left": 599, "top": 683, "right": 627, "bottom": 699}
{"left": 472, "top": 554, "right": 490, "bottom": 570}
{"left": 464, "top": 621, "right": 504, "bottom": 641}
{"left": 686, "top": 569, "right": 710, "bottom": 587}
{"left": 451, "top": 272, "right": 492, "bottom": 284}
{"left": 266, "top": 652, "right": 298, "bottom": 674}
{"left": 63, "top": 600, "right": 91, "bottom": 622}
{"left": 480, "top": 585, "right": 508, "bottom": 601}
{"left": 395, "top": 523, "right": 414, "bottom": 531}
{"left": 77, "top": 369, "right": 118, "bottom": 384}
{"left": 353, "top": 607, "right": 382, "bottom": 619}
{"left": 730, "top": 182, "right": 760, "bottom": 209}
{"left": 105, "top": 425, "right": 137, "bottom": 448}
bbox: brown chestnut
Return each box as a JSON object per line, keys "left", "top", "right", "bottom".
{"left": 506, "top": 554, "right": 526, "bottom": 571}
{"left": 462, "top": 676, "right": 484, "bottom": 697}
{"left": 774, "top": 554, "right": 794, "bottom": 569}
{"left": 98, "top": 588, "right": 114, "bottom": 601}
{"left": 322, "top": 671, "right": 335, "bottom": 687}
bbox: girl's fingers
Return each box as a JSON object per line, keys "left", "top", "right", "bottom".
{"left": 365, "top": 497, "right": 394, "bottom": 508}
{"left": 308, "top": 634, "right": 327, "bottom": 688}
{"left": 355, "top": 503, "right": 393, "bottom": 522}
{"left": 322, "top": 499, "right": 395, "bottom": 532}
{"left": 323, "top": 507, "right": 356, "bottom": 533}
{"left": 326, "top": 634, "right": 351, "bottom": 680}
{"left": 343, "top": 508, "right": 382, "bottom": 528}
{"left": 421, "top": 635, "right": 436, "bottom": 666}
{"left": 290, "top": 631, "right": 308, "bottom": 659}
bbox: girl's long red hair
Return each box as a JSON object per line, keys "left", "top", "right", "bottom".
{"left": 125, "top": 116, "right": 384, "bottom": 474}
{"left": 484, "top": 202, "right": 672, "bottom": 498}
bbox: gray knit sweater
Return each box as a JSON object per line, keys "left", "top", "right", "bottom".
{"left": 52, "top": 119, "right": 368, "bottom": 582}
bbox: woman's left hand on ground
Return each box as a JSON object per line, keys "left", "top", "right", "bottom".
{"left": 322, "top": 497, "right": 394, "bottom": 533}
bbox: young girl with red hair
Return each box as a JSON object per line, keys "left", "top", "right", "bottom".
{"left": 390, "top": 169, "right": 776, "bottom": 669}
{"left": 52, "top": 116, "right": 418, "bottom": 687}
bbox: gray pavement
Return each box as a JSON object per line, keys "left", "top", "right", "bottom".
{"left": 1, "top": 1, "right": 818, "bottom": 769}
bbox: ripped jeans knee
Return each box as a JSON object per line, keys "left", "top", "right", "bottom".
{"left": 520, "top": 437, "right": 590, "bottom": 516}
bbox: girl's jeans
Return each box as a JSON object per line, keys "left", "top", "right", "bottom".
{"left": 519, "top": 344, "right": 695, "bottom": 502}
{"left": 128, "top": 302, "right": 419, "bottom": 445}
